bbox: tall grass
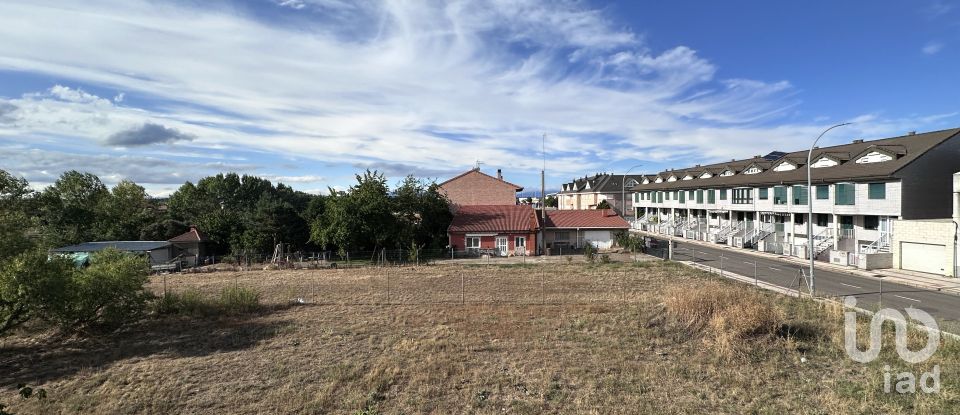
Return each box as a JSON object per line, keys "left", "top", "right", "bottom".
{"left": 153, "top": 286, "right": 261, "bottom": 316}
{"left": 663, "top": 280, "right": 783, "bottom": 355}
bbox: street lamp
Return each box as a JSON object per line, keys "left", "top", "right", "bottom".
{"left": 622, "top": 164, "right": 644, "bottom": 219}
{"left": 807, "top": 122, "right": 852, "bottom": 296}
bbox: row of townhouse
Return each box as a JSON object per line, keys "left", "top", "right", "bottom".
{"left": 629, "top": 127, "right": 960, "bottom": 276}
{"left": 557, "top": 174, "right": 645, "bottom": 217}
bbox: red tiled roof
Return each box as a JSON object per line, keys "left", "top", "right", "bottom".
{"left": 543, "top": 209, "right": 629, "bottom": 229}
{"left": 448, "top": 205, "right": 538, "bottom": 233}
{"left": 168, "top": 226, "right": 209, "bottom": 243}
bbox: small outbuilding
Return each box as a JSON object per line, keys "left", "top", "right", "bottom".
{"left": 542, "top": 209, "right": 629, "bottom": 251}
{"left": 168, "top": 225, "right": 210, "bottom": 267}
{"left": 50, "top": 241, "right": 173, "bottom": 266}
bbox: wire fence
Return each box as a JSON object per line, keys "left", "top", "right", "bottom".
{"left": 150, "top": 262, "right": 665, "bottom": 306}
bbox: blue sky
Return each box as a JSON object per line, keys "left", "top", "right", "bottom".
{"left": 0, "top": 0, "right": 957, "bottom": 196}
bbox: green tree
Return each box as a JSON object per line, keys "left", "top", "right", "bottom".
{"left": 312, "top": 170, "right": 395, "bottom": 254}
{"left": 100, "top": 180, "right": 153, "bottom": 241}
{"left": 596, "top": 200, "right": 612, "bottom": 210}
{"left": 39, "top": 171, "right": 109, "bottom": 246}
{"left": 544, "top": 195, "right": 558, "bottom": 208}
{"left": 393, "top": 176, "right": 451, "bottom": 250}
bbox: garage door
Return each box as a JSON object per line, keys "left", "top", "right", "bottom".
{"left": 901, "top": 242, "right": 946, "bottom": 275}
{"left": 583, "top": 230, "right": 613, "bottom": 249}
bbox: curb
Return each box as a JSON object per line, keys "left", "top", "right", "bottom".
{"left": 632, "top": 229, "right": 960, "bottom": 296}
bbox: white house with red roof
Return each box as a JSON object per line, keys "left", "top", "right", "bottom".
{"left": 542, "top": 209, "right": 629, "bottom": 251}
{"left": 447, "top": 205, "right": 539, "bottom": 256}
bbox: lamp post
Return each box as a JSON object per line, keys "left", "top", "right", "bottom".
{"left": 622, "top": 164, "right": 644, "bottom": 219}
{"left": 807, "top": 122, "right": 852, "bottom": 297}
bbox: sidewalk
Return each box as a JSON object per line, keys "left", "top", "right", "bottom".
{"left": 632, "top": 229, "right": 960, "bottom": 296}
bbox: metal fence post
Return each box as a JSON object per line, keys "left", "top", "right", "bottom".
{"left": 754, "top": 261, "right": 758, "bottom": 286}
{"left": 386, "top": 267, "right": 390, "bottom": 305}
{"left": 879, "top": 276, "right": 883, "bottom": 309}
{"left": 460, "top": 270, "right": 465, "bottom": 305}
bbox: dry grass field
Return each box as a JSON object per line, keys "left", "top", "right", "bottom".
{"left": 1, "top": 261, "right": 957, "bottom": 414}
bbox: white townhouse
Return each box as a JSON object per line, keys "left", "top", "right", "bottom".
{"left": 629, "top": 128, "right": 960, "bottom": 271}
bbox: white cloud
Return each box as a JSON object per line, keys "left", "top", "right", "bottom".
{"left": 0, "top": 0, "right": 954, "bottom": 190}
{"left": 922, "top": 41, "right": 944, "bottom": 55}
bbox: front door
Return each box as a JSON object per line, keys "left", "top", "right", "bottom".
{"left": 514, "top": 237, "right": 526, "bottom": 256}
{"left": 495, "top": 237, "right": 508, "bottom": 256}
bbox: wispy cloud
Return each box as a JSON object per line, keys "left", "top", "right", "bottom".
{"left": 0, "top": 0, "right": 955, "bottom": 194}
{"left": 922, "top": 41, "right": 944, "bottom": 55}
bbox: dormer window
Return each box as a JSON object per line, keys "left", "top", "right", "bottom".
{"left": 811, "top": 156, "right": 839, "bottom": 168}
{"left": 642, "top": 178, "right": 650, "bottom": 184}
{"left": 772, "top": 161, "right": 797, "bottom": 172}
{"left": 720, "top": 170, "right": 734, "bottom": 177}
{"left": 855, "top": 150, "right": 894, "bottom": 164}
{"left": 585, "top": 182, "right": 591, "bottom": 189}
{"left": 743, "top": 166, "right": 762, "bottom": 175}
{"left": 699, "top": 171, "right": 713, "bottom": 179}
{"left": 625, "top": 179, "right": 638, "bottom": 187}
{"left": 667, "top": 175, "right": 678, "bottom": 182}
{"left": 682, "top": 174, "right": 694, "bottom": 181}
{"left": 655, "top": 177, "right": 664, "bottom": 183}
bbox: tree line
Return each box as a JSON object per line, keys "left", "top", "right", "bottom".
{"left": 0, "top": 168, "right": 453, "bottom": 256}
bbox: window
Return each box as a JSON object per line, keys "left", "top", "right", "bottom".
{"left": 792, "top": 185, "right": 808, "bottom": 205}
{"left": 733, "top": 188, "right": 753, "bottom": 204}
{"left": 678, "top": 191, "right": 685, "bottom": 203}
{"left": 719, "top": 189, "right": 727, "bottom": 200}
{"left": 696, "top": 190, "right": 704, "bottom": 204}
{"left": 707, "top": 189, "right": 716, "bottom": 204}
{"left": 759, "top": 188, "right": 769, "bottom": 200}
{"left": 515, "top": 236, "right": 526, "bottom": 247}
{"left": 465, "top": 237, "right": 481, "bottom": 250}
{"left": 555, "top": 231, "right": 570, "bottom": 241}
{"left": 864, "top": 215, "right": 879, "bottom": 230}
{"left": 816, "top": 214, "right": 829, "bottom": 227}
{"left": 835, "top": 183, "right": 855, "bottom": 205}
{"left": 688, "top": 190, "right": 694, "bottom": 200}
{"left": 868, "top": 183, "right": 886, "bottom": 200}
{"left": 773, "top": 186, "right": 788, "bottom": 205}
{"left": 666, "top": 191, "right": 671, "bottom": 201}
{"left": 816, "top": 185, "right": 829, "bottom": 200}
{"left": 794, "top": 214, "right": 805, "bottom": 225}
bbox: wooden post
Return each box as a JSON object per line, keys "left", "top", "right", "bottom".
{"left": 460, "top": 270, "right": 465, "bottom": 305}
{"left": 386, "top": 266, "right": 390, "bottom": 305}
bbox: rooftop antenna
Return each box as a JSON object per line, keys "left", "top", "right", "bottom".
{"left": 475, "top": 160, "right": 484, "bottom": 170}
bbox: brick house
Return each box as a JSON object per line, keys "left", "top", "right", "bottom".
{"left": 438, "top": 168, "right": 523, "bottom": 212}
{"left": 447, "top": 205, "right": 539, "bottom": 256}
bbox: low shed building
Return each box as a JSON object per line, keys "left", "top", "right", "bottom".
{"left": 542, "top": 209, "right": 629, "bottom": 251}
{"left": 50, "top": 241, "right": 173, "bottom": 266}
{"left": 168, "top": 225, "right": 210, "bottom": 267}
{"left": 448, "top": 205, "right": 539, "bottom": 256}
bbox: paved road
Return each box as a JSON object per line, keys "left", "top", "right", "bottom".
{"left": 647, "top": 237, "right": 960, "bottom": 326}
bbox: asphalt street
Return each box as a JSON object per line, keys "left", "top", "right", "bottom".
{"left": 647, "top": 237, "right": 960, "bottom": 326}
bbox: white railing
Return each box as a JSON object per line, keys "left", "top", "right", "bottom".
{"left": 812, "top": 228, "right": 834, "bottom": 257}
{"left": 745, "top": 222, "right": 775, "bottom": 247}
{"left": 839, "top": 228, "right": 855, "bottom": 240}
{"left": 863, "top": 232, "right": 891, "bottom": 254}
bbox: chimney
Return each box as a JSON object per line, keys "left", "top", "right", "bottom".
{"left": 497, "top": 169, "right": 502, "bottom": 180}
{"left": 908, "top": 131, "right": 917, "bottom": 136}
{"left": 853, "top": 139, "right": 864, "bottom": 144}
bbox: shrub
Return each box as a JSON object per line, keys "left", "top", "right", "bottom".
{"left": 60, "top": 249, "right": 152, "bottom": 330}
{"left": 583, "top": 244, "right": 596, "bottom": 263}
{"left": 153, "top": 289, "right": 211, "bottom": 315}
{"left": 219, "top": 286, "right": 260, "bottom": 314}
{"left": 599, "top": 254, "right": 611, "bottom": 264}
{"left": 663, "top": 280, "right": 783, "bottom": 354}
{"left": 0, "top": 251, "right": 75, "bottom": 334}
